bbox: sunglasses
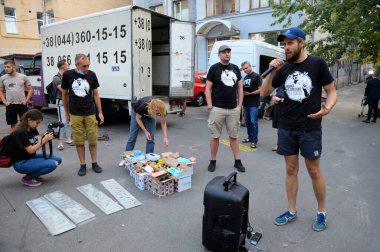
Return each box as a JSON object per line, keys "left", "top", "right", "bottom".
{"left": 81, "top": 64, "right": 90, "bottom": 68}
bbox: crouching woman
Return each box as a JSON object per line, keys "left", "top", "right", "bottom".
{"left": 11, "top": 109, "right": 62, "bottom": 187}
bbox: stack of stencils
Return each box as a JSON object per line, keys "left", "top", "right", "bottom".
{"left": 26, "top": 178, "right": 141, "bottom": 236}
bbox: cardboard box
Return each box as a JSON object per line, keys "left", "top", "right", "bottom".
{"left": 147, "top": 171, "right": 174, "bottom": 198}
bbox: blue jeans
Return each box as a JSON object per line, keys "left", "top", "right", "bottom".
{"left": 57, "top": 99, "right": 71, "bottom": 140}
{"left": 13, "top": 153, "right": 62, "bottom": 179}
{"left": 125, "top": 111, "right": 156, "bottom": 153}
{"left": 243, "top": 106, "right": 259, "bottom": 144}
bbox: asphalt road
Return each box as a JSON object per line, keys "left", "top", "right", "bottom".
{"left": 0, "top": 83, "right": 379, "bottom": 252}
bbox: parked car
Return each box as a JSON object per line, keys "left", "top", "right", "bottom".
{"left": 187, "top": 72, "right": 207, "bottom": 106}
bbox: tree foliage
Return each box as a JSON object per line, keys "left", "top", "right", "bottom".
{"left": 270, "top": 0, "right": 380, "bottom": 67}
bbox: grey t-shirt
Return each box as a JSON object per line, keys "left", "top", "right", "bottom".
{"left": 53, "top": 73, "right": 63, "bottom": 99}
{"left": 0, "top": 73, "right": 31, "bottom": 104}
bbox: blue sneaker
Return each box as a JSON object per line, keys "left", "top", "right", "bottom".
{"left": 312, "top": 213, "right": 327, "bottom": 231}
{"left": 274, "top": 211, "right": 297, "bottom": 226}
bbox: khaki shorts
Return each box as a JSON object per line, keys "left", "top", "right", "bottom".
{"left": 208, "top": 107, "right": 240, "bottom": 138}
{"left": 70, "top": 114, "right": 98, "bottom": 146}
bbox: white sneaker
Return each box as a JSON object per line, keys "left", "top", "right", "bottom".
{"left": 118, "top": 159, "right": 126, "bottom": 167}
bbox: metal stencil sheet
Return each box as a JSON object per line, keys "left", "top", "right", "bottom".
{"left": 76, "top": 184, "right": 123, "bottom": 215}
{"left": 44, "top": 191, "right": 96, "bottom": 225}
{"left": 101, "top": 179, "right": 142, "bottom": 209}
{"left": 26, "top": 197, "right": 76, "bottom": 236}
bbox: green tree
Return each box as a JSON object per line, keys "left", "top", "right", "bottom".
{"left": 270, "top": 0, "right": 380, "bottom": 67}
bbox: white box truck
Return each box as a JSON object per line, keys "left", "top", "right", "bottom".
{"left": 37, "top": 5, "right": 195, "bottom": 113}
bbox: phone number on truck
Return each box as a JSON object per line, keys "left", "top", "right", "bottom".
{"left": 43, "top": 25, "right": 127, "bottom": 48}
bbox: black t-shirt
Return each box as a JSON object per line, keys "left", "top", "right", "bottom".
{"left": 133, "top": 96, "right": 152, "bottom": 116}
{"left": 61, "top": 69, "right": 100, "bottom": 116}
{"left": 207, "top": 63, "right": 242, "bottom": 109}
{"left": 10, "top": 128, "right": 39, "bottom": 162}
{"left": 272, "top": 55, "right": 334, "bottom": 131}
{"left": 243, "top": 72, "right": 262, "bottom": 107}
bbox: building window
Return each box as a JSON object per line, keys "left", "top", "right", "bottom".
{"left": 206, "top": 0, "right": 240, "bottom": 16}
{"left": 150, "top": 4, "right": 164, "bottom": 14}
{"left": 37, "top": 11, "right": 54, "bottom": 35}
{"left": 251, "top": 0, "right": 280, "bottom": 9}
{"left": 4, "top": 7, "right": 18, "bottom": 34}
{"left": 174, "top": 0, "right": 189, "bottom": 21}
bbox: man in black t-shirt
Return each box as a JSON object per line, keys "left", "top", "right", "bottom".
{"left": 205, "top": 45, "right": 245, "bottom": 173}
{"left": 61, "top": 53, "right": 104, "bottom": 176}
{"left": 241, "top": 61, "right": 262, "bottom": 148}
{"left": 261, "top": 27, "right": 337, "bottom": 232}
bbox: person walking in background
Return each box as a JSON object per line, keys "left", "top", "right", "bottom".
{"left": 0, "top": 60, "right": 33, "bottom": 133}
{"left": 8, "top": 109, "right": 62, "bottom": 187}
{"left": 205, "top": 45, "right": 245, "bottom": 173}
{"left": 241, "top": 61, "right": 262, "bottom": 148}
{"left": 53, "top": 59, "right": 73, "bottom": 150}
{"left": 124, "top": 96, "right": 168, "bottom": 155}
{"left": 261, "top": 27, "right": 337, "bottom": 232}
{"left": 363, "top": 69, "right": 380, "bottom": 123}
{"left": 61, "top": 53, "right": 104, "bottom": 176}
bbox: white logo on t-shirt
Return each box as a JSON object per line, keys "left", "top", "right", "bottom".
{"left": 243, "top": 78, "right": 251, "bottom": 87}
{"left": 72, "top": 78, "right": 90, "bottom": 97}
{"left": 284, "top": 71, "right": 312, "bottom": 102}
{"left": 221, "top": 70, "right": 237, "bottom": 87}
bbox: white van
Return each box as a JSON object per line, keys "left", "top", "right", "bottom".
{"left": 208, "top": 40, "right": 284, "bottom": 74}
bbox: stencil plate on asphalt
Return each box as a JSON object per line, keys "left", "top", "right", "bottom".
{"left": 44, "top": 191, "right": 96, "bottom": 225}
{"left": 219, "top": 139, "right": 256, "bottom": 152}
{"left": 101, "top": 179, "right": 142, "bottom": 209}
{"left": 26, "top": 197, "right": 76, "bottom": 236}
{"left": 77, "top": 184, "right": 123, "bottom": 215}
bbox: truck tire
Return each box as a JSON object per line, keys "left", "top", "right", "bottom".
{"left": 194, "top": 93, "right": 205, "bottom": 106}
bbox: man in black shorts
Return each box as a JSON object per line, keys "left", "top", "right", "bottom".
{"left": 0, "top": 60, "right": 33, "bottom": 133}
{"left": 261, "top": 27, "right": 337, "bottom": 232}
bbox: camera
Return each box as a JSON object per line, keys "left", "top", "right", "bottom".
{"left": 46, "top": 121, "right": 65, "bottom": 139}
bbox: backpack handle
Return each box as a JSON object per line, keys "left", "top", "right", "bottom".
{"left": 223, "top": 172, "right": 237, "bottom": 192}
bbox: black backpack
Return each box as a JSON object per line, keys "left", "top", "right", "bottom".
{"left": 0, "top": 135, "right": 13, "bottom": 168}
{"left": 45, "top": 74, "right": 60, "bottom": 104}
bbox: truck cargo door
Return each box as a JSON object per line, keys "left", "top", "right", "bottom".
{"left": 169, "top": 20, "right": 194, "bottom": 98}
{"left": 132, "top": 8, "right": 152, "bottom": 100}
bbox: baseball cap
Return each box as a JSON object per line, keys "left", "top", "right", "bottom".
{"left": 277, "top": 27, "right": 306, "bottom": 42}
{"left": 218, "top": 45, "right": 231, "bottom": 53}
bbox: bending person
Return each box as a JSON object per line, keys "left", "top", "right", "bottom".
{"left": 125, "top": 97, "right": 168, "bottom": 155}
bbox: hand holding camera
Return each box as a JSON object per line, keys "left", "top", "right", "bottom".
{"left": 41, "top": 121, "right": 65, "bottom": 159}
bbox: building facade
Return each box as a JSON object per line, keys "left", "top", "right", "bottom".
{"left": 195, "top": 0, "right": 302, "bottom": 72}
{"left": 0, "top": 0, "right": 132, "bottom": 68}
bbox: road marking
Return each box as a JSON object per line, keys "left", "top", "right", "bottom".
{"left": 220, "top": 139, "right": 256, "bottom": 152}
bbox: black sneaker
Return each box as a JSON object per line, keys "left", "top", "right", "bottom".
{"left": 234, "top": 162, "right": 246, "bottom": 173}
{"left": 208, "top": 160, "right": 216, "bottom": 172}
{"left": 92, "top": 163, "right": 103, "bottom": 173}
{"left": 78, "top": 165, "right": 87, "bottom": 176}
{"left": 363, "top": 119, "right": 370, "bottom": 123}
{"left": 372, "top": 120, "right": 377, "bottom": 123}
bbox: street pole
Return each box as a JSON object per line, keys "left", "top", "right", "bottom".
{"left": 42, "top": 0, "right": 47, "bottom": 25}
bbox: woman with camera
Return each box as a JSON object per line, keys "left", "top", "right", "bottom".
{"left": 10, "top": 109, "right": 62, "bottom": 187}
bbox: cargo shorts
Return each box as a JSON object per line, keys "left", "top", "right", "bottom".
{"left": 70, "top": 114, "right": 98, "bottom": 146}
{"left": 208, "top": 107, "right": 240, "bottom": 138}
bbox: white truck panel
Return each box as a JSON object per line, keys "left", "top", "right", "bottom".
{"left": 132, "top": 8, "right": 152, "bottom": 100}
{"left": 41, "top": 8, "right": 133, "bottom": 100}
{"left": 170, "top": 21, "right": 194, "bottom": 97}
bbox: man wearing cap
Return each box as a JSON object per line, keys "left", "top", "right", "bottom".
{"left": 205, "top": 45, "right": 245, "bottom": 173}
{"left": 261, "top": 27, "right": 337, "bottom": 231}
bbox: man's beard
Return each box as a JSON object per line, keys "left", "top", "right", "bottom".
{"left": 286, "top": 47, "right": 301, "bottom": 63}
